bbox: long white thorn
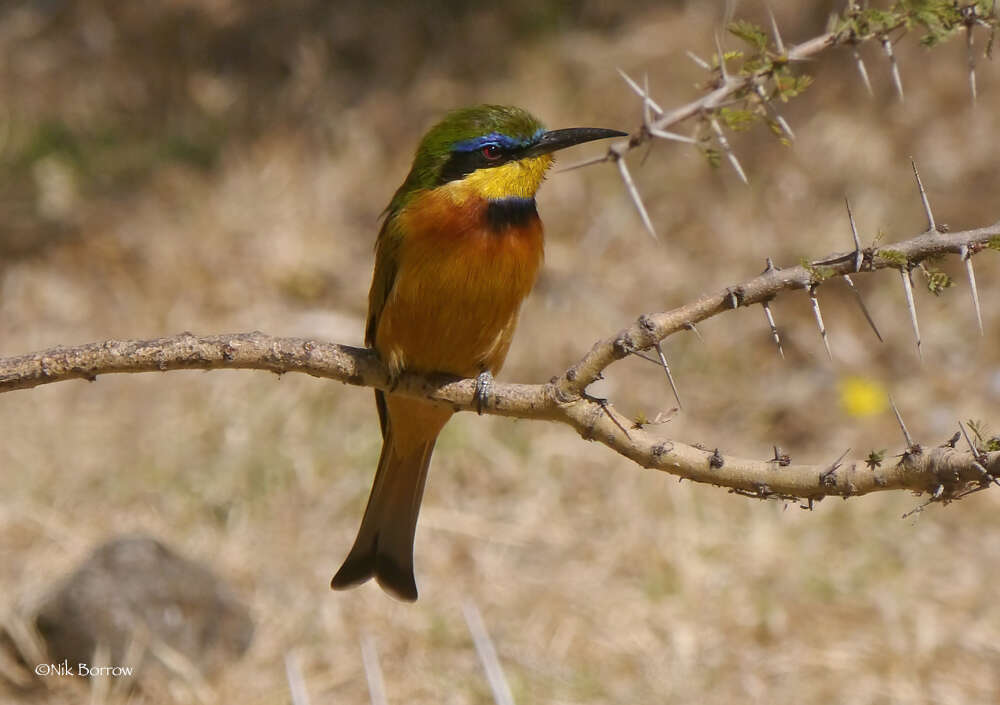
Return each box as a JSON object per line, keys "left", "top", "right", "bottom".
{"left": 761, "top": 300, "right": 784, "bottom": 359}
{"left": 967, "top": 24, "right": 978, "bottom": 104}
{"left": 684, "top": 321, "right": 704, "bottom": 342}
{"left": 686, "top": 50, "right": 711, "bottom": 71}
{"left": 642, "top": 73, "right": 653, "bottom": 127}
{"left": 844, "top": 196, "right": 863, "bottom": 273}
{"left": 842, "top": 274, "right": 884, "bottom": 342}
{"left": 958, "top": 419, "right": 981, "bottom": 458}
{"left": 654, "top": 341, "right": 683, "bottom": 410}
{"left": 556, "top": 154, "right": 611, "bottom": 173}
{"left": 616, "top": 155, "right": 656, "bottom": 240}
{"left": 956, "top": 422, "right": 996, "bottom": 487}
{"left": 774, "top": 113, "right": 795, "bottom": 142}
{"left": 961, "top": 245, "right": 984, "bottom": 336}
{"left": 767, "top": 3, "right": 786, "bottom": 55}
{"left": 899, "top": 268, "right": 922, "bottom": 360}
{"left": 853, "top": 48, "right": 874, "bottom": 96}
{"left": 888, "top": 394, "right": 915, "bottom": 449}
{"left": 881, "top": 35, "right": 904, "bottom": 102}
{"left": 617, "top": 67, "right": 664, "bottom": 116}
{"left": 754, "top": 83, "right": 795, "bottom": 141}
{"left": 809, "top": 287, "right": 833, "bottom": 360}
{"left": 911, "top": 158, "right": 936, "bottom": 232}
{"left": 648, "top": 127, "right": 698, "bottom": 144}
{"left": 709, "top": 117, "right": 748, "bottom": 184}
{"left": 714, "top": 32, "right": 729, "bottom": 82}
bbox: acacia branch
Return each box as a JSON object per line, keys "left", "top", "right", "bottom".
{"left": 2, "top": 221, "right": 997, "bottom": 506}
{"left": 649, "top": 32, "right": 836, "bottom": 134}
{"left": 601, "top": 30, "right": 838, "bottom": 171}
{"left": 556, "top": 221, "right": 1000, "bottom": 394}
{"left": 603, "top": 4, "right": 1000, "bottom": 214}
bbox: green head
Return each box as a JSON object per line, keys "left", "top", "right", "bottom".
{"left": 387, "top": 104, "right": 625, "bottom": 211}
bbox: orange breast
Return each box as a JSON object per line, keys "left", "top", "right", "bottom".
{"left": 375, "top": 188, "right": 544, "bottom": 378}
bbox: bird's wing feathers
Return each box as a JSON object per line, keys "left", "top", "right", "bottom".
{"left": 366, "top": 217, "right": 402, "bottom": 348}
{"left": 367, "top": 215, "right": 404, "bottom": 439}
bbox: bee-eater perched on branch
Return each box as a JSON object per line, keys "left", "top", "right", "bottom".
{"left": 331, "top": 105, "right": 625, "bottom": 601}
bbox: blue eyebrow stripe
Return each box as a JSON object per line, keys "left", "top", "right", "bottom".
{"left": 452, "top": 128, "right": 545, "bottom": 152}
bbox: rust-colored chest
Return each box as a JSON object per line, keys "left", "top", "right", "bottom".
{"left": 373, "top": 189, "right": 544, "bottom": 378}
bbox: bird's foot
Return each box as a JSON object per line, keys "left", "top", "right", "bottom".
{"left": 474, "top": 371, "right": 494, "bottom": 415}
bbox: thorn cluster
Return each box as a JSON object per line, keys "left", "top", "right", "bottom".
{"left": 605, "top": 2, "right": 999, "bottom": 235}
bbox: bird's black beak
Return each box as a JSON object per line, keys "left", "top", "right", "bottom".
{"left": 522, "top": 127, "right": 627, "bottom": 158}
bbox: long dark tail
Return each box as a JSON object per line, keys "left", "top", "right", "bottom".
{"left": 331, "top": 432, "right": 436, "bottom": 602}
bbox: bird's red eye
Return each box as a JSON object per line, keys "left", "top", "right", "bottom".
{"left": 481, "top": 144, "right": 502, "bottom": 161}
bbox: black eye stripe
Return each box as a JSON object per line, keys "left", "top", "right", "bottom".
{"left": 436, "top": 144, "right": 524, "bottom": 186}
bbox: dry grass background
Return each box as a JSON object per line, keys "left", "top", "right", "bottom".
{"left": 2, "top": 1, "right": 1000, "bottom": 703}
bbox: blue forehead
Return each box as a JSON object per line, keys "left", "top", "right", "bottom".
{"left": 452, "top": 128, "right": 545, "bottom": 153}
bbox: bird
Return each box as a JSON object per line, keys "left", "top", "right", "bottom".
{"left": 330, "top": 104, "right": 625, "bottom": 601}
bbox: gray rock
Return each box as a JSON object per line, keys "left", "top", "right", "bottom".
{"left": 33, "top": 534, "right": 253, "bottom": 683}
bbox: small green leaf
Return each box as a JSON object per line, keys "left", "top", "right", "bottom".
{"left": 878, "top": 249, "right": 908, "bottom": 267}
{"left": 720, "top": 107, "right": 757, "bottom": 133}
{"left": 866, "top": 450, "right": 886, "bottom": 470}
{"left": 921, "top": 266, "right": 953, "bottom": 295}
{"left": 766, "top": 119, "right": 792, "bottom": 146}
{"left": 728, "top": 19, "right": 769, "bottom": 51}
{"left": 800, "top": 258, "right": 836, "bottom": 283}
{"left": 774, "top": 70, "right": 813, "bottom": 102}
{"left": 702, "top": 146, "right": 722, "bottom": 169}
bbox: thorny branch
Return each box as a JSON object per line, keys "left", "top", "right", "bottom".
{"left": 2, "top": 3, "right": 998, "bottom": 512}
{"left": 603, "top": 2, "right": 1000, "bottom": 203}
{"left": 2, "top": 220, "right": 998, "bottom": 505}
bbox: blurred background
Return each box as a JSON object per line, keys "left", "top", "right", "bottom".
{"left": 2, "top": 0, "right": 1000, "bottom": 702}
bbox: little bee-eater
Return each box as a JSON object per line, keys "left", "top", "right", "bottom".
{"left": 331, "top": 105, "right": 625, "bottom": 601}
